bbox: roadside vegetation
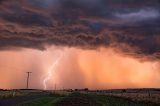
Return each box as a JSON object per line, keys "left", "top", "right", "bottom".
{"left": 92, "top": 94, "right": 160, "bottom": 106}
{"left": 17, "top": 93, "right": 64, "bottom": 106}
{"left": 0, "top": 90, "right": 29, "bottom": 99}
{"left": 18, "top": 92, "right": 160, "bottom": 106}
{"left": 1, "top": 90, "right": 159, "bottom": 106}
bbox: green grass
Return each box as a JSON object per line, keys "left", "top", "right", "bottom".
{"left": 17, "top": 94, "right": 64, "bottom": 106}
{"left": 17, "top": 93, "right": 160, "bottom": 106}
{"left": 92, "top": 95, "right": 159, "bottom": 106}
{"left": 17, "top": 97, "right": 63, "bottom": 106}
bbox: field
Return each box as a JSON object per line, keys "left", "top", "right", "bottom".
{"left": 0, "top": 89, "right": 48, "bottom": 99}
{"left": 17, "top": 94, "right": 64, "bottom": 106}
{"left": 94, "top": 88, "right": 160, "bottom": 104}
{"left": 0, "top": 89, "right": 160, "bottom": 106}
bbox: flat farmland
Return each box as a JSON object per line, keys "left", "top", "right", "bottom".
{"left": 94, "top": 88, "right": 160, "bottom": 104}
{"left": 0, "top": 89, "right": 160, "bottom": 106}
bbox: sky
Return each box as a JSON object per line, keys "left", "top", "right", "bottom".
{"left": 0, "top": 0, "right": 160, "bottom": 90}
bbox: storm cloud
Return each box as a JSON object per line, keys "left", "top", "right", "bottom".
{"left": 0, "top": 0, "right": 160, "bottom": 60}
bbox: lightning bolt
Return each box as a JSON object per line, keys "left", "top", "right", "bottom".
{"left": 43, "top": 52, "right": 63, "bottom": 90}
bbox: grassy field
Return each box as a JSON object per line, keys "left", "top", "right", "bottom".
{"left": 17, "top": 97, "right": 62, "bottom": 106}
{"left": 94, "top": 89, "right": 160, "bottom": 104}
{"left": 15, "top": 92, "right": 160, "bottom": 106}
{"left": 103, "top": 92, "right": 160, "bottom": 104}
{"left": 92, "top": 95, "right": 159, "bottom": 106}
{"left": 16, "top": 93, "right": 64, "bottom": 106}
{"left": 0, "top": 90, "right": 47, "bottom": 99}
{"left": 1, "top": 89, "right": 160, "bottom": 106}
{"left": 0, "top": 90, "right": 29, "bottom": 99}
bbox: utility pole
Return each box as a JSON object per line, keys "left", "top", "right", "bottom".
{"left": 26, "top": 72, "right": 32, "bottom": 89}
{"left": 54, "top": 83, "right": 56, "bottom": 93}
{"left": 55, "top": 83, "right": 56, "bottom": 91}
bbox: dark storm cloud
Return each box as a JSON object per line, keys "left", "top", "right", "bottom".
{"left": 1, "top": 10, "right": 53, "bottom": 27}
{"left": 0, "top": 0, "right": 160, "bottom": 60}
